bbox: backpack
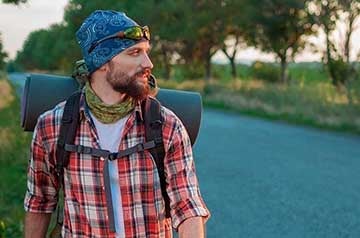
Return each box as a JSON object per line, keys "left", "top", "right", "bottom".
{"left": 54, "top": 91, "right": 171, "bottom": 233}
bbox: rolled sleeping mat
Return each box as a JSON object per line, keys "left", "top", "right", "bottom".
{"left": 21, "top": 73, "right": 202, "bottom": 146}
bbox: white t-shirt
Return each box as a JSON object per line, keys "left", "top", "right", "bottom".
{"left": 90, "top": 112, "right": 130, "bottom": 238}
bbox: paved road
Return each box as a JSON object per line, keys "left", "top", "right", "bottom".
{"left": 194, "top": 110, "right": 360, "bottom": 238}
{"left": 8, "top": 73, "right": 360, "bottom": 237}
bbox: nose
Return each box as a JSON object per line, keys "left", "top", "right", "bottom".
{"left": 141, "top": 52, "right": 153, "bottom": 69}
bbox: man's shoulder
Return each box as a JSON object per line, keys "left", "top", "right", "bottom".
{"left": 160, "top": 105, "right": 179, "bottom": 123}
{"left": 35, "top": 100, "right": 66, "bottom": 130}
{"left": 160, "top": 105, "right": 185, "bottom": 132}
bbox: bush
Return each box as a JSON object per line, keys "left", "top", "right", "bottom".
{"left": 212, "top": 64, "right": 232, "bottom": 82}
{"left": 250, "top": 61, "right": 280, "bottom": 83}
{"left": 172, "top": 63, "right": 204, "bottom": 81}
{"left": 5, "top": 60, "right": 23, "bottom": 73}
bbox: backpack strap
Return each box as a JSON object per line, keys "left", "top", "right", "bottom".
{"left": 56, "top": 91, "right": 81, "bottom": 177}
{"left": 54, "top": 91, "right": 81, "bottom": 227}
{"left": 142, "top": 97, "right": 171, "bottom": 218}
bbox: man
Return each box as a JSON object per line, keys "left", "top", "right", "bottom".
{"left": 24, "top": 10, "right": 210, "bottom": 238}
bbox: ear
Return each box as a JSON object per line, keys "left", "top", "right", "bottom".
{"left": 98, "top": 63, "right": 108, "bottom": 72}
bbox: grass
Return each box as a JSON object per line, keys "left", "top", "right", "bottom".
{"left": 158, "top": 64, "right": 360, "bottom": 135}
{"left": 0, "top": 73, "right": 32, "bottom": 237}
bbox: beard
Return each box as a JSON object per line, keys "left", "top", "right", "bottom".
{"left": 106, "top": 61, "right": 151, "bottom": 101}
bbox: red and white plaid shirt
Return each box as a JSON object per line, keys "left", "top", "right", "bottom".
{"left": 24, "top": 92, "right": 210, "bottom": 237}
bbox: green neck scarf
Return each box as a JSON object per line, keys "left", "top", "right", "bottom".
{"left": 85, "top": 82, "right": 135, "bottom": 124}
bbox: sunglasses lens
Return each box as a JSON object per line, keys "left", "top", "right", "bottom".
{"left": 125, "top": 27, "right": 143, "bottom": 40}
{"left": 124, "top": 26, "right": 150, "bottom": 40}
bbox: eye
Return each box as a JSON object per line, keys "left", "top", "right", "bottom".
{"left": 129, "top": 49, "right": 140, "bottom": 56}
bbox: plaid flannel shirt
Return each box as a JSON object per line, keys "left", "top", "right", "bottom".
{"left": 24, "top": 92, "right": 210, "bottom": 237}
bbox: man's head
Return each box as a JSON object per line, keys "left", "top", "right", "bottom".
{"left": 76, "top": 10, "right": 153, "bottom": 101}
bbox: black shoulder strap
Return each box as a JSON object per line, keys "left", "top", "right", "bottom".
{"left": 53, "top": 91, "right": 81, "bottom": 228}
{"left": 142, "top": 97, "right": 171, "bottom": 218}
{"left": 56, "top": 91, "right": 82, "bottom": 178}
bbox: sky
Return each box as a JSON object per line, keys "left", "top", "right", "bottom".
{"left": 0, "top": 0, "right": 68, "bottom": 59}
{"left": 0, "top": 0, "right": 359, "bottom": 63}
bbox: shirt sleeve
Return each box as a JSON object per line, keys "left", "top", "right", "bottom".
{"left": 164, "top": 117, "right": 210, "bottom": 229}
{"left": 24, "top": 116, "right": 59, "bottom": 213}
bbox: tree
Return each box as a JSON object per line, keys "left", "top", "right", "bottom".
{"left": 311, "top": 0, "right": 360, "bottom": 103}
{"left": 1, "top": 0, "right": 27, "bottom": 4}
{"left": 121, "top": 0, "right": 188, "bottom": 80}
{"left": 15, "top": 0, "right": 228, "bottom": 80}
{"left": 243, "top": 0, "right": 315, "bottom": 83}
{"left": 124, "top": 0, "right": 227, "bottom": 81}
{"left": 15, "top": 24, "right": 71, "bottom": 71}
{"left": 221, "top": 0, "right": 248, "bottom": 79}
{"left": 312, "top": 0, "right": 360, "bottom": 83}
{"left": 173, "top": 0, "right": 227, "bottom": 81}
{"left": 0, "top": 33, "right": 8, "bottom": 70}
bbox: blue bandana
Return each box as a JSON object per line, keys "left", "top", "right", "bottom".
{"left": 76, "top": 10, "right": 140, "bottom": 74}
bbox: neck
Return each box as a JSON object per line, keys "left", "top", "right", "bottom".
{"left": 89, "top": 78, "right": 126, "bottom": 105}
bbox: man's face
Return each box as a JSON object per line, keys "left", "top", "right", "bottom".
{"left": 106, "top": 41, "right": 153, "bottom": 101}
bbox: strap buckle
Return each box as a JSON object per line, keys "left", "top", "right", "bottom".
{"left": 136, "top": 143, "right": 144, "bottom": 151}
{"left": 108, "top": 153, "right": 117, "bottom": 161}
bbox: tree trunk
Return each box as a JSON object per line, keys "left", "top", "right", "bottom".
{"left": 345, "top": 80, "right": 353, "bottom": 105}
{"left": 205, "top": 55, "right": 211, "bottom": 81}
{"left": 163, "top": 60, "right": 171, "bottom": 81}
{"left": 222, "top": 35, "right": 239, "bottom": 80}
{"left": 230, "top": 57, "right": 237, "bottom": 79}
{"left": 325, "top": 28, "right": 338, "bottom": 86}
{"left": 344, "top": 10, "right": 355, "bottom": 64}
{"left": 204, "top": 48, "right": 213, "bottom": 81}
{"left": 280, "top": 57, "right": 288, "bottom": 84}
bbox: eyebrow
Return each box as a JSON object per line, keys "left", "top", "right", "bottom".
{"left": 125, "top": 45, "right": 151, "bottom": 53}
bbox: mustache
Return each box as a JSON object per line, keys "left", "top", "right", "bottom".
{"left": 135, "top": 68, "right": 152, "bottom": 78}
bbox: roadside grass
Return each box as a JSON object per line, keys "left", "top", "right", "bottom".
{"left": 0, "top": 73, "right": 32, "bottom": 237}
{"left": 158, "top": 71, "right": 360, "bottom": 134}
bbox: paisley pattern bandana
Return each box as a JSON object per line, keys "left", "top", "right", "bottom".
{"left": 76, "top": 10, "right": 142, "bottom": 74}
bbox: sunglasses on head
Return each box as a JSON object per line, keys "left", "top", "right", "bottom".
{"left": 88, "top": 26, "right": 150, "bottom": 53}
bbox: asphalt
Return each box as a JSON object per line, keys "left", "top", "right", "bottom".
{"left": 194, "top": 109, "right": 360, "bottom": 238}
{"left": 8, "top": 73, "right": 360, "bottom": 237}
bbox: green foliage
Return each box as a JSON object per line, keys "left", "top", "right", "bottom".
{"left": 5, "top": 60, "right": 23, "bottom": 73}
{"left": 12, "top": 0, "right": 358, "bottom": 97}
{"left": 327, "top": 59, "right": 357, "bottom": 86}
{"left": 0, "top": 77, "right": 32, "bottom": 237}
{"left": 250, "top": 61, "right": 281, "bottom": 83}
{"left": 212, "top": 64, "right": 233, "bottom": 82}
{"left": 311, "top": 0, "right": 360, "bottom": 88}
{"left": 15, "top": 24, "right": 76, "bottom": 73}
{"left": 242, "top": 0, "right": 315, "bottom": 83}
{"left": 1, "top": 0, "right": 26, "bottom": 4}
{"left": 288, "top": 62, "right": 328, "bottom": 83}
{"left": 0, "top": 34, "right": 7, "bottom": 70}
{"left": 172, "top": 63, "right": 205, "bottom": 81}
